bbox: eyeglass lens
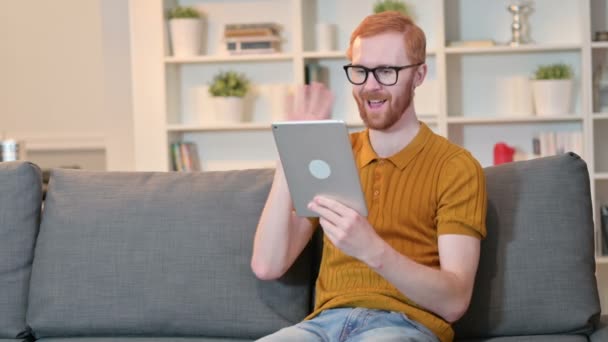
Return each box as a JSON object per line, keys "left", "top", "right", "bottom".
{"left": 347, "top": 66, "right": 397, "bottom": 85}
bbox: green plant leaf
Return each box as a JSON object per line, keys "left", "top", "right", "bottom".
{"left": 208, "top": 71, "right": 250, "bottom": 98}
{"left": 373, "top": 0, "right": 412, "bottom": 17}
{"left": 168, "top": 6, "right": 200, "bottom": 19}
{"left": 534, "top": 63, "right": 572, "bottom": 80}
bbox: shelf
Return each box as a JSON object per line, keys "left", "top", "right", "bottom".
{"left": 164, "top": 53, "right": 294, "bottom": 64}
{"left": 24, "top": 136, "right": 106, "bottom": 152}
{"left": 446, "top": 115, "right": 583, "bottom": 125}
{"left": 301, "top": 49, "right": 437, "bottom": 60}
{"left": 593, "top": 113, "right": 608, "bottom": 120}
{"left": 302, "top": 51, "right": 346, "bottom": 59}
{"left": 596, "top": 173, "right": 608, "bottom": 180}
{"left": 444, "top": 43, "right": 582, "bottom": 55}
{"left": 592, "top": 42, "right": 608, "bottom": 49}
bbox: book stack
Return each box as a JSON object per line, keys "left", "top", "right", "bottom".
{"left": 531, "top": 131, "right": 583, "bottom": 158}
{"left": 224, "top": 23, "right": 282, "bottom": 55}
{"left": 304, "top": 62, "right": 328, "bottom": 84}
{"left": 170, "top": 142, "right": 201, "bottom": 172}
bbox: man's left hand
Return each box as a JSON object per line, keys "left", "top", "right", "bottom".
{"left": 307, "top": 196, "right": 386, "bottom": 267}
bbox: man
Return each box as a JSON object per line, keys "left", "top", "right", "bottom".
{"left": 251, "top": 11, "right": 487, "bottom": 342}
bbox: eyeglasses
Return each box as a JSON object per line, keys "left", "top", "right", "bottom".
{"left": 343, "top": 63, "right": 423, "bottom": 86}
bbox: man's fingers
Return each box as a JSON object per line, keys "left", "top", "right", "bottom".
{"left": 308, "top": 82, "right": 323, "bottom": 115}
{"left": 309, "top": 200, "right": 342, "bottom": 226}
{"left": 309, "top": 83, "right": 327, "bottom": 118}
{"left": 285, "top": 93, "right": 295, "bottom": 120}
{"left": 319, "top": 218, "right": 341, "bottom": 241}
{"left": 316, "top": 89, "right": 334, "bottom": 119}
{"left": 293, "top": 85, "right": 306, "bottom": 117}
{"left": 313, "top": 196, "right": 348, "bottom": 216}
{"left": 287, "top": 83, "right": 334, "bottom": 120}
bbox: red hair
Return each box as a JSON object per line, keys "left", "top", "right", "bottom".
{"left": 346, "top": 11, "right": 426, "bottom": 64}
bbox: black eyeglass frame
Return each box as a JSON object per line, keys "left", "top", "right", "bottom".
{"left": 343, "top": 62, "right": 424, "bottom": 86}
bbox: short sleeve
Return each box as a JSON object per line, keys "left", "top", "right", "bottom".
{"left": 435, "top": 151, "right": 487, "bottom": 239}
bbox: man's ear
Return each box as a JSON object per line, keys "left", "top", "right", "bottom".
{"left": 413, "top": 63, "right": 428, "bottom": 88}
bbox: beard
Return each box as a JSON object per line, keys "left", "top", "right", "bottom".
{"left": 354, "top": 77, "right": 415, "bottom": 130}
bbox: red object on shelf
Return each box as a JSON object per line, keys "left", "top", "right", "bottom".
{"left": 494, "top": 142, "right": 515, "bottom": 165}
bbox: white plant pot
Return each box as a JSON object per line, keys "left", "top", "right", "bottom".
{"left": 213, "top": 96, "right": 245, "bottom": 123}
{"left": 532, "top": 79, "right": 573, "bottom": 116}
{"left": 169, "top": 18, "right": 202, "bottom": 57}
{"left": 499, "top": 76, "right": 533, "bottom": 117}
{"left": 316, "top": 23, "right": 336, "bottom": 51}
{"left": 192, "top": 86, "right": 214, "bottom": 124}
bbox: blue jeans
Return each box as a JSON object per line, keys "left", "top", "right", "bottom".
{"left": 256, "top": 308, "right": 440, "bottom": 342}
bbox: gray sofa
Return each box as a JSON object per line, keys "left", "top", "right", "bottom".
{"left": 1, "top": 152, "right": 607, "bottom": 342}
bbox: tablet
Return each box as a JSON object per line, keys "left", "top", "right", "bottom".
{"left": 272, "top": 120, "right": 368, "bottom": 217}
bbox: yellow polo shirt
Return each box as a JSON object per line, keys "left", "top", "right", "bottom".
{"left": 306, "top": 122, "right": 487, "bottom": 342}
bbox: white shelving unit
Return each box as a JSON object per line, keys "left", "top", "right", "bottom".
{"left": 129, "top": 0, "right": 608, "bottom": 311}
{"left": 444, "top": 43, "right": 582, "bottom": 55}
{"left": 165, "top": 53, "right": 295, "bottom": 64}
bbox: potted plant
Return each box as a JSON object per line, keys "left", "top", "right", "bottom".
{"left": 208, "top": 71, "right": 250, "bottom": 123}
{"left": 168, "top": 6, "right": 203, "bottom": 57}
{"left": 373, "top": 0, "right": 413, "bottom": 18}
{"left": 532, "top": 63, "right": 574, "bottom": 116}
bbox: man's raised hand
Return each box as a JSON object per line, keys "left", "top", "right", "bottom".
{"left": 285, "top": 82, "right": 334, "bottom": 121}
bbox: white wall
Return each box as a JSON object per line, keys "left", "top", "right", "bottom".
{"left": 100, "top": 0, "right": 135, "bottom": 171}
{"left": 0, "top": 0, "right": 134, "bottom": 171}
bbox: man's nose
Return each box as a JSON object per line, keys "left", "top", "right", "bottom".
{"left": 363, "top": 71, "right": 382, "bottom": 91}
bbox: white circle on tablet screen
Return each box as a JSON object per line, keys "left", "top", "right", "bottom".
{"left": 309, "top": 159, "right": 331, "bottom": 179}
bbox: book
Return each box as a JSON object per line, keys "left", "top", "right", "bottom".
{"left": 534, "top": 131, "right": 583, "bottom": 158}
{"left": 186, "top": 143, "right": 201, "bottom": 171}
{"left": 170, "top": 143, "right": 182, "bottom": 172}
{"left": 225, "top": 36, "right": 281, "bottom": 54}
{"left": 224, "top": 23, "right": 280, "bottom": 38}
{"left": 304, "top": 63, "right": 328, "bottom": 84}
{"left": 170, "top": 142, "right": 201, "bottom": 172}
{"left": 180, "top": 143, "right": 192, "bottom": 171}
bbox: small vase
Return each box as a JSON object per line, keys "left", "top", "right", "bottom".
{"left": 169, "top": 18, "right": 202, "bottom": 57}
{"left": 532, "top": 79, "right": 573, "bottom": 116}
{"left": 501, "top": 76, "right": 533, "bottom": 117}
{"left": 213, "top": 97, "right": 244, "bottom": 123}
{"left": 316, "top": 23, "right": 336, "bottom": 51}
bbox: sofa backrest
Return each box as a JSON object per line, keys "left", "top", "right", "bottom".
{"left": 0, "top": 162, "right": 42, "bottom": 339}
{"left": 27, "top": 168, "right": 314, "bottom": 340}
{"left": 454, "top": 153, "right": 601, "bottom": 337}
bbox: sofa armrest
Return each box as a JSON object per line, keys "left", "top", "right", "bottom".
{"left": 591, "top": 315, "right": 608, "bottom": 342}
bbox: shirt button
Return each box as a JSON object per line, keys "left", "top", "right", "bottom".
{"left": 373, "top": 190, "right": 380, "bottom": 196}
{"left": 375, "top": 173, "right": 381, "bottom": 179}
{"left": 378, "top": 160, "right": 385, "bottom": 165}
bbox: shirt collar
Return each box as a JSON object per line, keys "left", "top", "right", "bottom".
{"left": 356, "top": 121, "right": 433, "bottom": 170}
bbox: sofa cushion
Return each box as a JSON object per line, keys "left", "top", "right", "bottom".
{"left": 0, "top": 162, "right": 42, "bottom": 339}
{"left": 454, "top": 153, "right": 600, "bottom": 337}
{"left": 28, "top": 169, "right": 314, "bottom": 339}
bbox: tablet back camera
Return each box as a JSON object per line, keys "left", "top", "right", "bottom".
{"left": 309, "top": 159, "right": 331, "bottom": 180}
